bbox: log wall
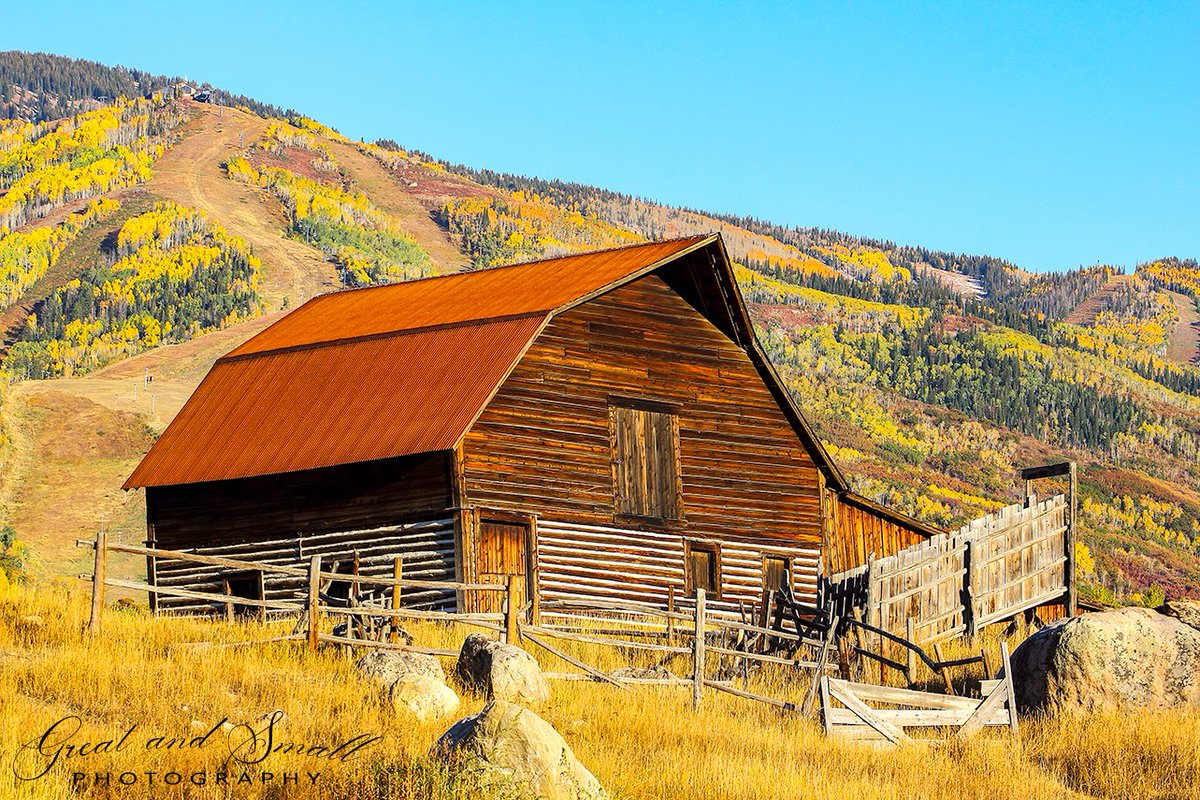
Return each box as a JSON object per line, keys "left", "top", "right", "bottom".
{"left": 536, "top": 519, "right": 821, "bottom": 613}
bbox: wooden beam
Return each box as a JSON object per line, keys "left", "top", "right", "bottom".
{"left": 390, "top": 557, "right": 403, "bottom": 644}
{"left": 88, "top": 529, "right": 107, "bottom": 636}
{"left": 1019, "top": 462, "right": 1073, "bottom": 481}
{"left": 693, "top": 588, "right": 706, "bottom": 710}
{"left": 1067, "top": 462, "right": 1078, "bottom": 617}
{"left": 307, "top": 555, "right": 321, "bottom": 654}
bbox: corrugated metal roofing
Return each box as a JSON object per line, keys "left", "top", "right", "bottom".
{"left": 228, "top": 237, "right": 711, "bottom": 358}
{"left": 124, "top": 316, "right": 545, "bottom": 487}
{"left": 124, "top": 237, "right": 712, "bottom": 488}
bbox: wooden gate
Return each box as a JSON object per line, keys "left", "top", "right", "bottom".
{"left": 477, "top": 518, "right": 531, "bottom": 615}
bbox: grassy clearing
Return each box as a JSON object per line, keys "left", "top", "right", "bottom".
{"left": 0, "top": 583, "right": 1197, "bottom": 799}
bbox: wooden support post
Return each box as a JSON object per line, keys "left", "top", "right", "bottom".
{"left": 905, "top": 617, "right": 917, "bottom": 686}
{"left": 222, "top": 577, "right": 234, "bottom": 623}
{"left": 692, "top": 588, "right": 706, "bottom": 710}
{"left": 1067, "top": 461, "right": 1078, "bottom": 618}
{"left": 505, "top": 575, "right": 520, "bottom": 645}
{"left": 307, "top": 555, "right": 320, "bottom": 655}
{"left": 88, "top": 529, "right": 107, "bottom": 637}
{"left": 932, "top": 643, "right": 956, "bottom": 696}
{"left": 390, "top": 557, "right": 403, "bottom": 644}
{"left": 667, "top": 585, "right": 676, "bottom": 644}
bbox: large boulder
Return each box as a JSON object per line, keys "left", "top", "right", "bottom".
{"left": 354, "top": 650, "right": 445, "bottom": 689}
{"left": 1158, "top": 599, "right": 1200, "bottom": 632}
{"left": 1010, "top": 606, "right": 1200, "bottom": 713}
{"left": 391, "top": 674, "right": 461, "bottom": 722}
{"left": 434, "top": 700, "right": 606, "bottom": 800}
{"left": 456, "top": 633, "right": 550, "bottom": 705}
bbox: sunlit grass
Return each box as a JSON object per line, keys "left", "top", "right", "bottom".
{"left": 0, "top": 581, "right": 1196, "bottom": 799}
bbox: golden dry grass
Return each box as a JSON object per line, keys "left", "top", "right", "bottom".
{"left": 1, "top": 583, "right": 1198, "bottom": 799}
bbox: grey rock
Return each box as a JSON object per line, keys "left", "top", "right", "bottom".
{"left": 355, "top": 649, "right": 445, "bottom": 689}
{"left": 1010, "top": 606, "right": 1200, "bottom": 714}
{"left": 390, "top": 674, "right": 461, "bottom": 722}
{"left": 434, "top": 700, "right": 607, "bottom": 800}
{"left": 1158, "top": 598, "right": 1200, "bottom": 632}
{"left": 456, "top": 633, "right": 550, "bottom": 705}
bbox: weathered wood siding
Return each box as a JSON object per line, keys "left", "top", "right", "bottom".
{"left": 823, "top": 491, "right": 930, "bottom": 575}
{"left": 462, "top": 274, "right": 825, "bottom": 606}
{"left": 146, "top": 453, "right": 456, "bottom": 613}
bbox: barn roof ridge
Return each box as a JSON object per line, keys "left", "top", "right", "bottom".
{"left": 217, "top": 310, "right": 550, "bottom": 364}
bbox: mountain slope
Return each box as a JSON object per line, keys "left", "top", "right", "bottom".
{"left": 1, "top": 52, "right": 1199, "bottom": 606}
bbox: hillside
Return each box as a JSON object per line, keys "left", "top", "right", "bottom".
{"left": 2, "top": 52, "right": 1200, "bottom": 605}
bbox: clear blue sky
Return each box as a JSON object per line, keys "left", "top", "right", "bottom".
{"left": 2, "top": 1, "right": 1196, "bottom": 271}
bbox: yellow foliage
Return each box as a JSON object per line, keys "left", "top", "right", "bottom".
{"left": 0, "top": 197, "right": 120, "bottom": 304}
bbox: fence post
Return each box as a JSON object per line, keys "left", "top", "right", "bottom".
{"left": 905, "top": 616, "right": 917, "bottom": 685}
{"left": 390, "top": 557, "right": 403, "bottom": 644}
{"left": 667, "top": 584, "right": 676, "bottom": 644}
{"left": 505, "top": 575, "right": 520, "bottom": 644}
{"left": 964, "top": 536, "right": 978, "bottom": 638}
{"left": 88, "top": 529, "right": 107, "bottom": 637}
{"left": 307, "top": 555, "right": 321, "bottom": 654}
{"left": 692, "top": 588, "right": 706, "bottom": 710}
{"left": 1066, "top": 462, "right": 1078, "bottom": 618}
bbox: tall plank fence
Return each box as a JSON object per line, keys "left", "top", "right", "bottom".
{"left": 825, "top": 491, "right": 1072, "bottom": 648}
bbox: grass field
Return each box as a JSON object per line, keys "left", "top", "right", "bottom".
{"left": 1, "top": 581, "right": 1197, "bottom": 800}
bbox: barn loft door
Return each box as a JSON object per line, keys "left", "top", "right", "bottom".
{"left": 477, "top": 519, "right": 530, "bottom": 615}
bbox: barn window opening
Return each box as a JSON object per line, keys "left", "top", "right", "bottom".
{"left": 222, "top": 570, "right": 263, "bottom": 619}
{"left": 764, "top": 556, "right": 791, "bottom": 594}
{"left": 609, "top": 401, "right": 681, "bottom": 521}
{"left": 686, "top": 542, "right": 720, "bottom": 597}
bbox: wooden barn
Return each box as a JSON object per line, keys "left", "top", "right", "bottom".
{"left": 124, "top": 235, "right": 937, "bottom": 617}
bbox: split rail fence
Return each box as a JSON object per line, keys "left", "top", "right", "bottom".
{"left": 78, "top": 533, "right": 839, "bottom": 716}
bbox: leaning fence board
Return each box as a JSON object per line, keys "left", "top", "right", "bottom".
{"left": 315, "top": 633, "right": 458, "bottom": 657}
{"left": 102, "top": 578, "right": 304, "bottom": 611}
{"left": 522, "top": 624, "right": 691, "bottom": 653}
{"left": 706, "top": 644, "right": 822, "bottom": 669}
{"left": 109, "top": 543, "right": 310, "bottom": 577}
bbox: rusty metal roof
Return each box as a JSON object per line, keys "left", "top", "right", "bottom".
{"left": 124, "top": 237, "right": 712, "bottom": 488}
{"left": 227, "top": 237, "right": 712, "bottom": 358}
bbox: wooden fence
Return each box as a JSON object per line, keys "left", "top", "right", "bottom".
{"left": 78, "top": 533, "right": 839, "bottom": 716}
{"left": 820, "top": 642, "right": 1018, "bottom": 745}
{"left": 826, "top": 490, "right": 1072, "bottom": 647}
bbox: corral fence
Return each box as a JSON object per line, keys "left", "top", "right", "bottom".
{"left": 78, "top": 533, "right": 840, "bottom": 716}
{"left": 822, "top": 462, "right": 1077, "bottom": 658}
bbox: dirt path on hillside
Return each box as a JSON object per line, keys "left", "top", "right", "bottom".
{"left": 325, "top": 140, "right": 470, "bottom": 274}
{"left": 1063, "top": 274, "right": 1133, "bottom": 326}
{"left": 146, "top": 103, "right": 338, "bottom": 308}
{"left": 1165, "top": 290, "right": 1200, "bottom": 365}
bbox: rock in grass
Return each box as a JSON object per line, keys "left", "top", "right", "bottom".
{"left": 390, "top": 674, "right": 460, "bottom": 722}
{"left": 434, "top": 700, "right": 607, "bottom": 800}
{"left": 1158, "top": 599, "right": 1200, "bottom": 632}
{"left": 456, "top": 633, "right": 550, "bottom": 705}
{"left": 1010, "top": 606, "right": 1200, "bottom": 713}
{"left": 355, "top": 650, "right": 445, "bottom": 689}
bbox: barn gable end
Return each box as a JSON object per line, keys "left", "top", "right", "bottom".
{"left": 459, "top": 271, "right": 826, "bottom": 609}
